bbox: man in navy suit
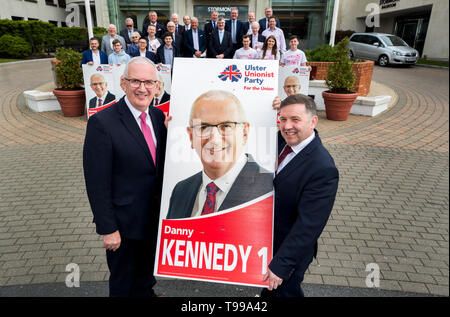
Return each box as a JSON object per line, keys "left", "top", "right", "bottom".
{"left": 183, "top": 17, "right": 206, "bottom": 58}
{"left": 129, "top": 38, "right": 157, "bottom": 63}
{"left": 81, "top": 37, "right": 108, "bottom": 65}
{"left": 204, "top": 10, "right": 219, "bottom": 48}
{"left": 258, "top": 7, "right": 280, "bottom": 34}
{"left": 119, "top": 18, "right": 141, "bottom": 48}
{"left": 263, "top": 94, "right": 339, "bottom": 297}
{"left": 225, "top": 8, "right": 244, "bottom": 56}
{"left": 166, "top": 90, "right": 273, "bottom": 219}
{"left": 83, "top": 56, "right": 168, "bottom": 297}
{"left": 208, "top": 17, "right": 233, "bottom": 59}
{"left": 142, "top": 11, "right": 165, "bottom": 39}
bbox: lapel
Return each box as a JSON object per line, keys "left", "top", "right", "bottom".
{"left": 273, "top": 130, "right": 321, "bottom": 185}
{"left": 187, "top": 172, "right": 203, "bottom": 215}
{"left": 117, "top": 98, "right": 155, "bottom": 169}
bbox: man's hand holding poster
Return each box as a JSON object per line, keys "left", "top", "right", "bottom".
{"left": 155, "top": 58, "right": 278, "bottom": 287}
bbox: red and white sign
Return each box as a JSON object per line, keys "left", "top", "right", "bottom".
{"left": 156, "top": 194, "right": 273, "bottom": 286}
{"left": 155, "top": 58, "right": 278, "bottom": 287}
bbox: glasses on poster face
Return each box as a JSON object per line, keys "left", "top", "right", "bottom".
{"left": 191, "top": 122, "right": 245, "bottom": 138}
{"left": 125, "top": 78, "right": 158, "bottom": 89}
{"left": 284, "top": 85, "right": 300, "bottom": 90}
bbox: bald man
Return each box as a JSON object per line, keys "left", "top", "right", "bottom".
{"left": 166, "top": 90, "right": 273, "bottom": 219}
{"left": 101, "top": 24, "right": 126, "bottom": 56}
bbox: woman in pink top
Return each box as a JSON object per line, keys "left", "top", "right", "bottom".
{"left": 259, "top": 35, "right": 281, "bottom": 61}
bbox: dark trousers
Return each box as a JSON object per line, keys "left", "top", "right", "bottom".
{"left": 106, "top": 237, "right": 157, "bottom": 297}
{"left": 261, "top": 257, "right": 312, "bottom": 298}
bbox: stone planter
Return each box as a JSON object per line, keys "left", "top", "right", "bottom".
{"left": 322, "top": 91, "right": 358, "bottom": 121}
{"left": 306, "top": 60, "right": 375, "bottom": 96}
{"left": 53, "top": 88, "right": 86, "bottom": 117}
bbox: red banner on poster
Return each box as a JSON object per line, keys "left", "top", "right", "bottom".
{"left": 87, "top": 100, "right": 116, "bottom": 118}
{"left": 156, "top": 194, "right": 273, "bottom": 287}
{"left": 155, "top": 101, "right": 170, "bottom": 117}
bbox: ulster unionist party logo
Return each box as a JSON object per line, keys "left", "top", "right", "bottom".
{"left": 218, "top": 65, "right": 242, "bottom": 82}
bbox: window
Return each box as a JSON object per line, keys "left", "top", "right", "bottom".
{"left": 45, "top": 0, "right": 56, "bottom": 6}
{"left": 11, "top": 16, "right": 24, "bottom": 21}
{"left": 58, "top": 0, "right": 66, "bottom": 8}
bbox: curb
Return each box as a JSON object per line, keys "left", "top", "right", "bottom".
{"left": 0, "top": 58, "right": 53, "bottom": 67}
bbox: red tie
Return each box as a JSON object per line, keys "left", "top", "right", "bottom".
{"left": 139, "top": 112, "right": 157, "bottom": 165}
{"left": 154, "top": 97, "right": 159, "bottom": 106}
{"left": 201, "top": 182, "right": 219, "bottom": 215}
{"left": 277, "top": 145, "right": 293, "bottom": 167}
{"left": 98, "top": 98, "right": 102, "bottom": 108}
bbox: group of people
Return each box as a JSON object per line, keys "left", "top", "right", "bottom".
{"left": 81, "top": 7, "right": 309, "bottom": 69}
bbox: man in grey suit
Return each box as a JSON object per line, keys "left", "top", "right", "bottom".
{"left": 166, "top": 90, "right": 273, "bottom": 219}
{"left": 101, "top": 24, "right": 126, "bottom": 57}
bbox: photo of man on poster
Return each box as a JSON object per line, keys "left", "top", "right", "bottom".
{"left": 166, "top": 90, "right": 273, "bottom": 219}
{"left": 88, "top": 73, "right": 116, "bottom": 109}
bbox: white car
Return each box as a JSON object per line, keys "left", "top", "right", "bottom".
{"left": 348, "top": 33, "right": 419, "bottom": 66}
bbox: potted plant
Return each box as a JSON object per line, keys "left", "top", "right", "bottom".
{"left": 322, "top": 37, "right": 358, "bottom": 121}
{"left": 52, "top": 47, "right": 85, "bottom": 117}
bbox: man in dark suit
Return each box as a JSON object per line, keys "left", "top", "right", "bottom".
{"left": 142, "top": 11, "right": 165, "bottom": 39}
{"left": 242, "top": 11, "right": 256, "bottom": 35}
{"left": 129, "top": 38, "right": 157, "bottom": 63}
{"left": 150, "top": 74, "right": 170, "bottom": 107}
{"left": 119, "top": 18, "right": 141, "bottom": 48}
{"left": 88, "top": 73, "right": 116, "bottom": 109}
{"left": 166, "top": 22, "right": 184, "bottom": 54}
{"left": 83, "top": 56, "right": 168, "bottom": 297}
{"left": 183, "top": 17, "right": 206, "bottom": 58}
{"left": 208, "top": 17, "right": 233, "bottom": 59}
{"left": 249, "top": 22, "right": 266, "bottom": 50}
{"left": 155, "top": 32, "right": 180, "bottom": 68}
{"left": 204, "top": 10, "right": 219, "bottom": 47}
{"left": 225, "top": 8, "right": 244, "bottom": 56}
{"left": 262, "top": 94, "right": 339, "bottom": 297}
{"left": 166, "top": 90, "right": 273, "bottom": 219}
{"left": 258, "top": 7, "right": 280, "bottom": 34}
{"left": 81, "top": 37, "right": 108, "bottom": 65}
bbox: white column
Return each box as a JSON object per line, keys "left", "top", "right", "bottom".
{"left": 329, "top": 0, "right": 340, "bottom": 46}
{"left": 85, "top": 0, "right": 94, "bottom": 38}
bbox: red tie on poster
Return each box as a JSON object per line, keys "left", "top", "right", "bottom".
{"left": 156, "top": 194, "right": 273, "bottom": 287}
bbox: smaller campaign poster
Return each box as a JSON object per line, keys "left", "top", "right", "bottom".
{"left": 155, "top": 58, "right": 278, "bottom": 287}
{"left": 83, "top": 62, "right": 172, "bottom": 118}
{"left": 278, "top": 65, "right": 310, "bottom": 100}
{"left": 82, "top": 64, "right": 124, "bottom": 118}
{"left": 154, "top": 64, "right": 172, "bottom": 117}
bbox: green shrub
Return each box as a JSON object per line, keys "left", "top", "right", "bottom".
{"left": 305, "top": 44, "right": 335, "bottom": 62}
{"left": 325, "top": 37, "right": 355, "bottom": 93}
{"left": 55, "top": 47, "right": 83, "bottom": 89}
{"left": 0, "top": 34, "right": 32, "bottom": 58}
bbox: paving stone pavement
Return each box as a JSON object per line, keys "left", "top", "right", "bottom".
{"left": 0, "top": 61, "right": 448, "bottom": 296}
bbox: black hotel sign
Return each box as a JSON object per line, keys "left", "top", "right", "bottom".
{"left": 380, "top": 0, "right": 400, "bottom": 9}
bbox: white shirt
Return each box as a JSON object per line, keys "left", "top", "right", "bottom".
{"left": 92, "top": 50, "right": 101, "bottom": 65}
{"left": 124, "top": 96, "right": 157, "bottom": 147}
{"left": 277, "top": 133, "right": 315, "bottom": 173}
{"left": 192, "top": 29, "right": 199, "bottom": 51}
{"left": 281, "top": 49, "right": 307, "bottom": 66}
{"left": 258, "top": 49, "right": 281, "bottom": 60}
{"left": 191, "top": 154, "right": 248, "bottom": 217}
{"left": 233, "top": 47, "right": 258, "bottom": 59}
{"left": 148, "top": 37, "right": 161, "bottom": 53}
{"left": 261, "top": 27, "right": 286, "bottom": 52}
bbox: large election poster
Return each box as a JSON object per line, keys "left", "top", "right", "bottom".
{"left": 278, "top": 65, "right": 310, "bottom": 100}
{"left": 154, "top": 58, "right": 279, "bottom": 287}
{"left": 82, "top": 63, "right": 172, "bottom": 118}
